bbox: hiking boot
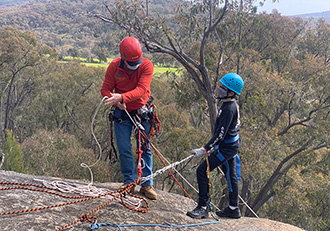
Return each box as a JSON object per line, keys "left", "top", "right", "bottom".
{"left": 119, "top": 183, "right": 135, "bottom": 193}
{"left": 216, "top": 206, "right": 241, "bottom": 219}
{"left": 140, "top": 185, "right": 157, "bottom": 200}
{"left": 186, "top": 206, "right": 209, "bottom": 219}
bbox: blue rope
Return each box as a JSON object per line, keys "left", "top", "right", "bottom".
{"left": 89, "top": 214, "right": 220, "bottom": 230}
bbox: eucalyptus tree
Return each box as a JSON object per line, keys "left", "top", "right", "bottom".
{"left": 0, "top": 26, "right": 58, "bottom": 144}
{"left": 90, "top": 0, "right": 272, "bottom": 132}
{"left": 238, "top": 15, "right": 330, "bottom": 221}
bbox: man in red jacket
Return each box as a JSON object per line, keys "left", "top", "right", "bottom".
{"left": 101, "top": 37, "right": 157, "bottom": 200}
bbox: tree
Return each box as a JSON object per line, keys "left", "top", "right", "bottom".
{"left": 91, "top": 0, "right": 268, "bottom": 132}
{"left": 1, "top": 129, "right": 25, "bottom": 173}
{"left": 14, "top": 59, "right": 105, "bottom": 146}
{"left": 92, "top": 45, "right": 108, "bottom": 63}
{"left": 239, "top": 35, "right": 330, "bottom": 218}
{"left": 0, "top": 26, "right": 58, "bottom": 146}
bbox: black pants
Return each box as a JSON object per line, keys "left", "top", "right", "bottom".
{"left": 197, "top": 154, "right": 239, "bottom": 207}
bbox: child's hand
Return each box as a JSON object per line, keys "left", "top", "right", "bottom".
{"left": 189, "top": 147, "right": 207, "bottom": 157}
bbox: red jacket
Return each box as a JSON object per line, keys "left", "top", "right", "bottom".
{"left": 101, "top": 57, "right": 154, "bottom": 112}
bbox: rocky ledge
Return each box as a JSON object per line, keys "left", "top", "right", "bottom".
{"left": 0, "top": 170, "right": 305, "bottom": 231}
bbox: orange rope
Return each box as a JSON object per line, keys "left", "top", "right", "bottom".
{"left": 0, "top": 180, "right": 149, "bottom": 230}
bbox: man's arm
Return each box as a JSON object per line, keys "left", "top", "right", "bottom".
{"left": 101, "top": 62, "right": 116, "bottom": 98}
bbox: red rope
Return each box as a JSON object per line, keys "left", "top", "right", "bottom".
{"left": 141, "top": 130, "right": 193, "bottom": 200}
{"left": 0, "top": 180, "right": 149, "bottom": 230}
{"left": 136, "top": 131, "right": 143, "bottom": 179}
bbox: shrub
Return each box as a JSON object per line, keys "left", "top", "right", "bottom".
{"left": 21, "top": 129, "right": 111, "bottom": 182}
{"left": 2, "top": 130, "right": 25, "bottom": 173}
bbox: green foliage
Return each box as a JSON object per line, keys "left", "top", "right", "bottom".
{"left": 265, "top": 161, "right": 330, "bottom": 230}
{"left": 2, "top": 130, "right": 25, "bottom": 173}
{"left": 21, "top": 129, "right": 111, "bottom": 182}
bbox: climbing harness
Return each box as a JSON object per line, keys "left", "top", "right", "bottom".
{"left": 215, "top": 152, "right": 240, "bottom": 192}
{"left": 214, "top": 134, "right": 241, "bottom": 192}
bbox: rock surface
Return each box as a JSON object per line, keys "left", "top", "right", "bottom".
{"left": 0, "top": 170, "right": 305, "bottom": 231}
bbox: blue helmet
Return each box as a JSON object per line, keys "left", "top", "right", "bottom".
{"left": 219, "top": 73, "right": 244, "bottom": 95}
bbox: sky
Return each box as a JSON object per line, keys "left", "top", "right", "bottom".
{"left": 258, "top": 0, "right": 330, "bottom": 16}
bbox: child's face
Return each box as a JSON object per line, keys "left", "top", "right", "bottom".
{"left": 217, "top": 83, "right": 235, "bottom": 100}
{"left": 217, "top": 84, "right": 229, "bottom": 99}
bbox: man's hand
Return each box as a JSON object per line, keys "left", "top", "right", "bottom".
{"left": 105, "top": 93, "right": 123, "bottom": 107}
{"left": 117, "top": 102, "right": 126, "bottom": 110}
{"left": 189, "top": 147, "right": 207, "bottom": 157}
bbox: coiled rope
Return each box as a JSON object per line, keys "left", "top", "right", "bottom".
{"left": 0, "top": 180, "right": 149, "bottom": 230}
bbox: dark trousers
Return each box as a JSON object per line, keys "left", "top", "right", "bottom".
{"left": 197, "top": 154, "right": 239, "bottom": 207}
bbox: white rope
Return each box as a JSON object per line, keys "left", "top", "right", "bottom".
{"left": 80, "top": 96, "right": 109, "bottom": 189}
{"left": 34, "top": 179, "right": 143, "bottom": 208}
{"left": 141, "top": 155, "right": 193, "bottom": 184}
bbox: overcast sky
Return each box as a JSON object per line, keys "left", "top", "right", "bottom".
{"left": 258, "top": 0, "right": 330, "bottom": 16}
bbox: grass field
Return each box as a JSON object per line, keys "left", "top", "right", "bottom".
{"left": 82, "top": 62, "right": 177, "bottom": 74}
{"left": 59, "top": 57, "right": 178, "bottom": 74}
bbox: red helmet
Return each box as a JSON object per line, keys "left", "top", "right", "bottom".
{"left": 119, "top": 37, "right": 143, "bottom": 64}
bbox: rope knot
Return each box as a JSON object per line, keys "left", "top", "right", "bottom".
{"left": 80, "top": 214, "right": 96, "bottom": 223}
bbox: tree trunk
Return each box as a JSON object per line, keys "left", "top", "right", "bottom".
{"left": 205, "top": 94, "right": 217, "bottom": 133}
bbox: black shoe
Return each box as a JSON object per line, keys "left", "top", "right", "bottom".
{"left": 186, "top": 206, "right": 209, "bottom": 219}
{"left": 216, "top": 206, "right": 241, "bottom": 219}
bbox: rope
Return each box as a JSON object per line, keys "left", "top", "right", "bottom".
{"left": 216, "top": 166, "right": 259, "bottom": 218}
{"left": 0, "top": 180, "right": 149, "bottom": 230}
{"left": 33, "top": 179, "right": 144, "bottom": 209}
{"left": 87, "top": 97, "right": 195, "bottom": 201}
{"left": 0, "top": 96, "right": 258, "bottom": 231}
{"left": 79, "top": 96, "right": 109, "bottom": 188}
{"left": 141, "top": 155, "right": 193, "bottom": 184}
{"left": 124, "top": 109, "right": 193, "bottom": 200}
{"left": 89, "top": 213, "right": 220, "bottom": 230}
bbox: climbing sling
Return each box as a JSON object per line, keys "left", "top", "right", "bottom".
{"left": 107, "top": 106, "right": 118, "bottom": 164}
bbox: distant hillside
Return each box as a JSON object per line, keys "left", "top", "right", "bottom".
{"left": 292, "top": 11, "right": 330, "bottom": 21}
{"left": 0, "top": 0, "right": 178, "bottom": 59}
